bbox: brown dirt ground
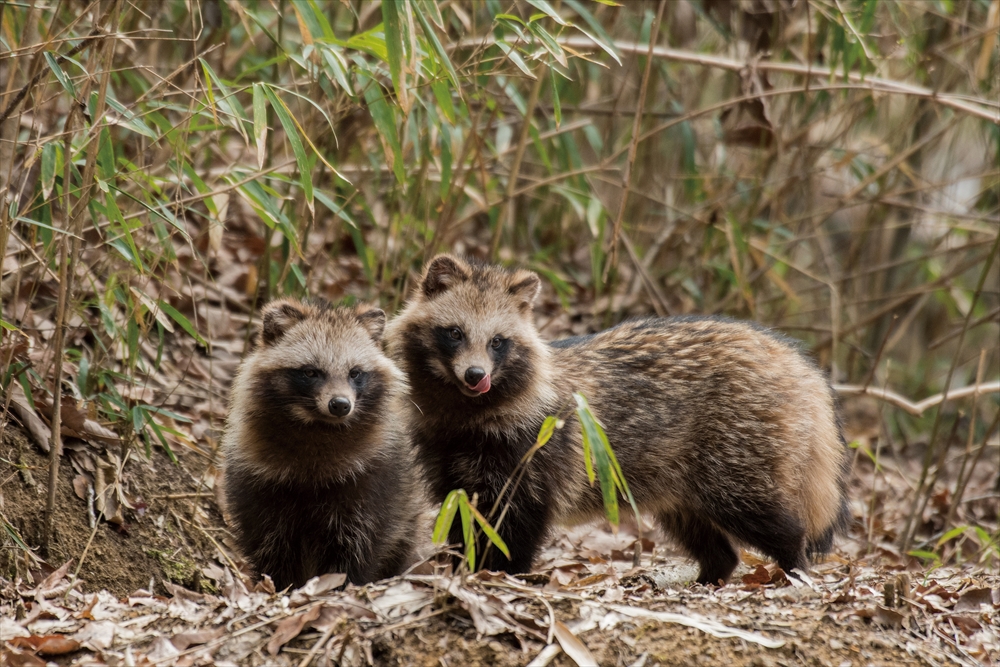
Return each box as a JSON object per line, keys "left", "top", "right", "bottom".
{"left": 0, "top": 424, "right": 224, "bottom": 597}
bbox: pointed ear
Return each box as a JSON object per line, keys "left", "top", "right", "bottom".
{"left": 421, "top": 254, "right": 470, "bottom": 298}
{"left": 508, "top": 270, "right": 541, "bottom": 311}
{"left": 356, "top": 307, "right": 386, "bottom": 342}
{"left": 259, "top": 299, "right": 310, "bottom": 346}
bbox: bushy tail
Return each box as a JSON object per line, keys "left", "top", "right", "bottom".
{"left": 808, "top": 411, "right": 853, "bottom": 557}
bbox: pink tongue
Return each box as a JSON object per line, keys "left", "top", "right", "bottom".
{"left": 471, "top": 375, "right": 491, "bottom": 393}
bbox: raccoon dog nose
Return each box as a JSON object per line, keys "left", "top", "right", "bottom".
{"left": 329, "top": 397, "right": 352, "bottom": 417}
{"left": 465, "top": 367, "right": 487, "bottom": 386}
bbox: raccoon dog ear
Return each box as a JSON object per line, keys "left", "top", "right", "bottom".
{"left": 508, "top": 270, "right": 541, "bottom": 311}
{"left": 260, "top": 300, "right": 310, "bottom": 346}
{"left": 356, "top": 307, "right": 386, "bottom": 342}
{"left": 422, "top": 255, "right": 469, "bottom": 298}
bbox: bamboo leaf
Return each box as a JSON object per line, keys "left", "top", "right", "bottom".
{"left": 550, "top": 67, "right": 562, "bottom": 127}
{"left": 524, "top": 0, "right": 570, "bottom": 26}
{"left": 199, "top": 58, "right": 250, "bottom": 145}
{"left": 494, "top": 40, "right": 536, "bottom": 79}
{"left": 413, "top": 0, "right": 461, "bottom": 92}
{"left": 262, "top": 85, "right": 314, "bottom": 213}
{"left": 470, "top": 505, "right": 510, "bottom": 560}
{"left": 433, "top": 489, "right": 461, "bottom": 543}
{"left": 457, "top": 490, "right": 475, "bottom": 567}
{"left": 157, "top": 300, "right": 208, "bottom": 348}
{"left": 40, "top": 142, "right": 60, "bottom": 199}
{"left": 382, "top": 0, "right": 408, "bottom": 112}
{"left": 362, "top": 78, "right": 405, "bottom": 184}
{"left": 252, "top": 83, "right": 267, "bottom": 169}
{"left": 44, "top": 52, "right": 77, "bottom": 97}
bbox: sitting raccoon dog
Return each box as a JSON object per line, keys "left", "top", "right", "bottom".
{"left": 223, "top": 299, "right": 422, "bottom": 590}
{"left": 386, "top": 255, "right": 850, "bottom": 585}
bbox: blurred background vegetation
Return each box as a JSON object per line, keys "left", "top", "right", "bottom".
{"left": 1, "top": 0, "right": 997, "bottom": 566}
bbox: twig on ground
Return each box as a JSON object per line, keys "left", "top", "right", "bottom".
{"left": 833, "top": 381, "right": 1000, "bottom": 417}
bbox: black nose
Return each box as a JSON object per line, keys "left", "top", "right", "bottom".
{"left": 464, "top": 367, "right": 486, "bottom": 386}
{"left": 329, "top": 397, "right": 352, "bottom": 417}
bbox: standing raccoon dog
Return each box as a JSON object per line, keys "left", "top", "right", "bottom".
{"left": 386, "top": 255, "right": 850, "bottom": 585}
{"left": 223, "top": 299, "right": 422, "bottom": 589}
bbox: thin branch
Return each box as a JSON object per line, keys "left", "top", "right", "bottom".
{"left": 453, "top": 36, "right": 1000, "bottom": 123}
{"left": 900, "top": 230, "right": 1000, "bottom": 552}
{"left": 490, "top": 62, "right": 547, "bottom": 260}
{"left": 603, "top": 0, "right": 666, "bottom": 281}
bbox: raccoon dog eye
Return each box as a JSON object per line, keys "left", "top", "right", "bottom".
{"left": 349, "top": 368, "right": 361, "bottom": 380}
{"left": 301, "top": 367, "right": 319, "bottom": 379}
{"left": 449, "top": 327, "right": 463, "bottom": 341}
{"left": 491, "top": 336, "right": 504, "bottom": 349}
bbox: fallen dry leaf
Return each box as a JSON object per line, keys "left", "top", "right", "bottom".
{"left": 266, "top": 606, "right": 322, "bottom": 655}
{"left": 954, "top": 587, "right": 993, "bottom": 612}
{"left": 553, "top": 621, "right": 597, "bottom": 667}
{"left": 0, "top": 648, "right": 48, "bottom": 667}
{"left": 8, "top": 635, "right": 82, "bottom": 656}
{"left": 742, "top": 564, "right": 771, "bottom": 587}
{"left": 8, "top": 383, "right": 51, "bottom": 453}
{"left": 874, "top": 605, "right": 905, "bottom": 628}
{"left": 171, "top": 626, "right": 224, "bottom": 651}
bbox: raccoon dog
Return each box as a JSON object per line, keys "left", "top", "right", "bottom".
{"left": 223, "top": 299, "right": 421, "bottom": 589}
{"left": 385, "top": 255, "right": 850, "bottom": 585}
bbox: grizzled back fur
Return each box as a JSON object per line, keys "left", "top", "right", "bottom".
{"left": 223, "top": 299, "right": 422, "bottom": 589}
{"left": 386, "top": 255, "right": 851, "bottom": 585}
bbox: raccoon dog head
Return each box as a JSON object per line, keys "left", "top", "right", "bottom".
{"left": 247, "top": 299, "right": 399, "bottom": 427}
{"left": 388, "top": 255, "right": 544, "bottom": 402}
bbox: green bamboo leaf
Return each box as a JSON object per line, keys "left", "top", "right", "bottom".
{"left": 291, "top": 0, "right": 335, "bottom": 41}
{"left": 496, "top": 13, "right": 526, "bottom": 26}
{"left": 574, "top": 392, "right": 641, "bottom": 530}
{"left": 199, "top": 58, "right": 250, "bottom": 145}
{"left": 158, "top": 300, "right": 208, "bottom": 347}
{"left": 550, "top": 67, "right": 562, "bottom": 127}
{"left": 382, "top": 0, "right": 406, "bottom": 108}
{"left": 576, "top": 396, "right": 597, "bottom": 487}
{"left": 252, "top": 83, "right": 267, "bottom": 169}
{"left": 494, "top": 40, "right": 536, "bottom": 79}
{"left": 105, "top": 192, "right": 145, "bottom": 273}
{"left": 346, "top": 27, "right": 389, "bottom": 61}
{"left": 44, "top": 52, "right": 77, "bottom": 97}
{"left": 457, "top": 490, "right": 475, "bottom": 567}
{"left": 439, "top": 124, "right": 452, "bottom": 202}
{"left": 362, "top": 79, "right": 405, "bottom": 184}
{"left": 433, "top": 489, "right": 461, "bottom": 543}
{"left": 319, "top": 46, "right": 353, "bottom": 93}
{"left": 524, "top": 0, "right": 570, "bottom": 26}
{"left": 97, "top": 127, "right": 115, "bottom": 182}
{"left": 106, "top": 96, "right": 157, "bottom": 139}
{"left": 537, "top": 415, "right": 558, "bottom": 449}
{"left": 531, "top": 23, "right": 568, "bottom": 68}
{"left": 40, "top": 142, "right": 60, "bottom": 199}
{"left": 413, "top": 0, "right": 444, "bottom": 28}
{"left": 936, "top": 525, "right": 968, "bottom": 548}
{"left": 262, "top": 85, "right": 314, "bottom": 213}
{"left": 470, "top": 505, "right": 510, "bottom": 559}
{"left": 413, "top": 0, "right": 461, "bottom": 92}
